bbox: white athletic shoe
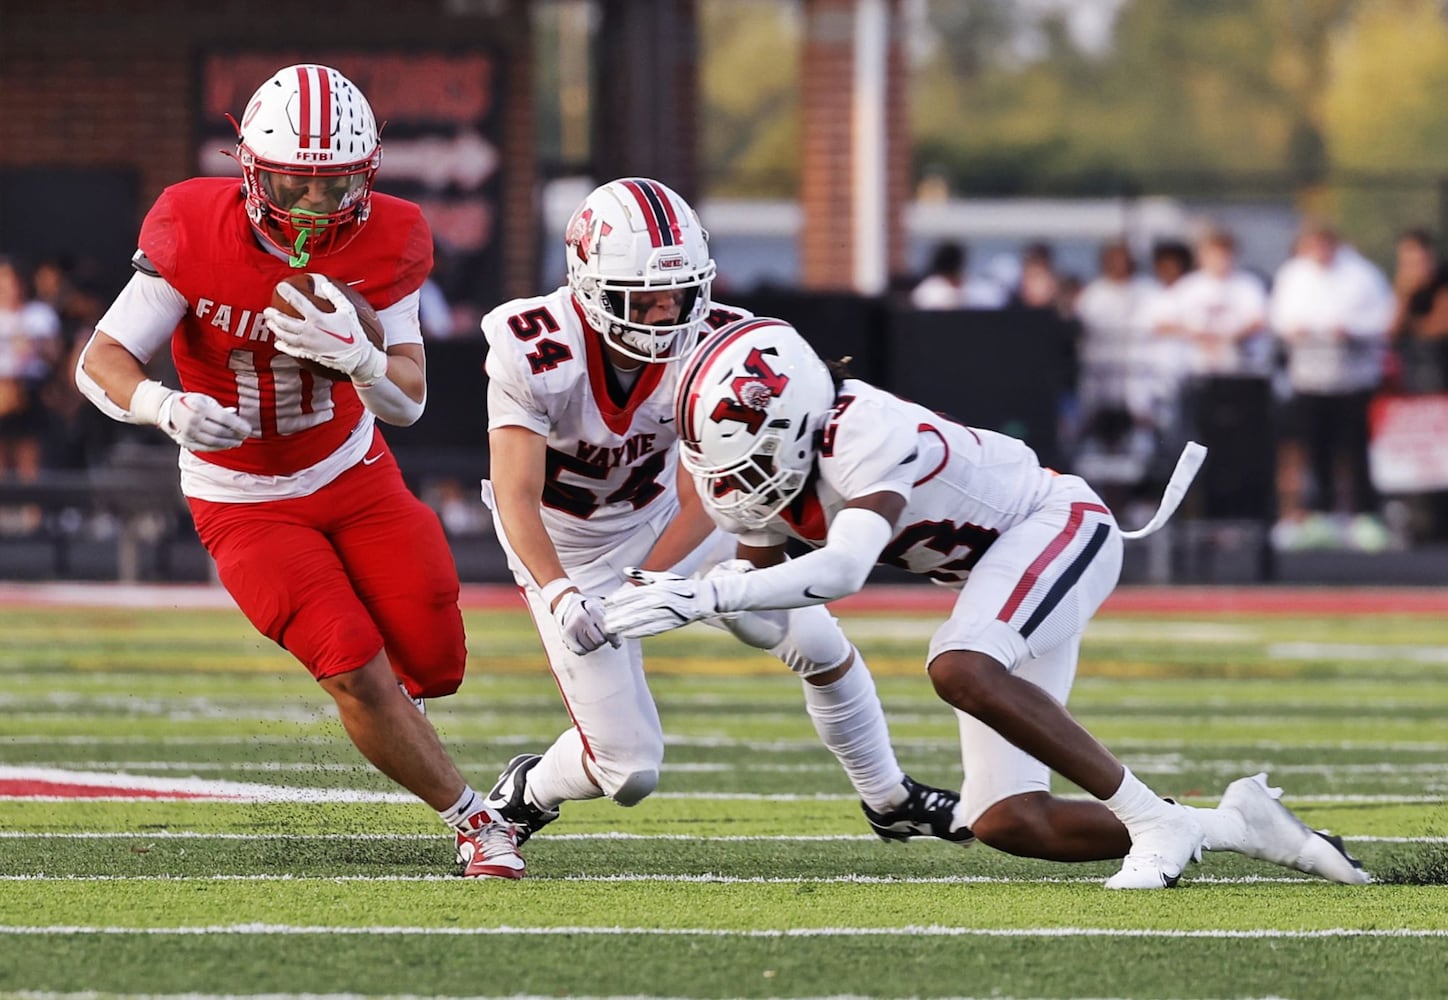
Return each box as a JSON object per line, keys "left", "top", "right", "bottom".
{"left": 1219, "top": 772, "right": 1369, "bottom": 884}
{"left": 1105, "top": 802, "right": 1204, "bottom": 890}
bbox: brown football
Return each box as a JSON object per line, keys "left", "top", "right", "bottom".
{"left": 270, "top": 273, "right": 386, "bottom": 381}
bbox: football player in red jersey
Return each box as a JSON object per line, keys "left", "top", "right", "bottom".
{"left": 74, "top": 64, "right": 522, "bottom": 879}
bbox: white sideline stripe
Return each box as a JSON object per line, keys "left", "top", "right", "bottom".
{"left": 1, "top": 768, "right": 1439, "bottom": 806}
{"left": 2, "top": 792, "right": 1438, "bottom": 805}
{"left": 0, "top": 831, "right": 1438, "bottom": 844}
{"left": 36, "top": 758, "right": 1448, "bottom": 778}
{"left": 1, "top": 923, "right": 1445, "bottom": 939}
{"left": 0, "top": 874, "right": 1335, "bottom": 885}
{"left": 8, "top": 734, "right": 1448, "bottom": 754}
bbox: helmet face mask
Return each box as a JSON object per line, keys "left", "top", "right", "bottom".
{"left": 566, "top": 178, "right": 716, "bottom": 363}
{"left": 234, "top": 64, "right": 381, "bottom": 267}
{"left": 675, "top": 318, "right": 837, "bottom": 529}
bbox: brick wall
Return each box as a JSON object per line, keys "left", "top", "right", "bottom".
{"left": 799, "top": 0, "right": 907, "bottom": 291}
{"left": 0, "top": 0, "right": 538, "bottom": 300}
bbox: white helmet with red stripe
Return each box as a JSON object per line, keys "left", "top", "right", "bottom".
{"left": 233, "top": 64, "right": 382, "bottom": 267}
{"left": 675, "top": 317, "right": 836, "bottom": 527}
{"left": 565, "top": 177, "right": 716, "bottom": 363}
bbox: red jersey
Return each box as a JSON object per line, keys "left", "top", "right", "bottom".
{"left": 138, "top": 178, "right": 432, "bottom": 476}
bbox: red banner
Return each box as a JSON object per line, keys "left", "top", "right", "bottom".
{"left": 1368, "top": 394, "right": 1448, "bottom": 493}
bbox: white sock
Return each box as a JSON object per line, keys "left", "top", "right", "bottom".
{"left": 525, "top": 726, "right": 605, "bottom": 811}
{"left": 1102, "top": 766, "right": 1175, "bottom": 834}
{"left": 803, "top": 653, "right": 906, "bottom": 812}
{"left": 1192, "top": 806, "right": 1248, "bottom": 852}
{"left": 438, "top": 785, "right": 483, "bottom": 833}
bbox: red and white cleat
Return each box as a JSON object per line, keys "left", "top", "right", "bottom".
{"left": 454, "top": 808, "right": 526, "bottom": 880}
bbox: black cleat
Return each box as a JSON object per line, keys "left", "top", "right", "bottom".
{"left": 861, "top": 776, "right": 975, "bottom": 847}
{"left": 482, "top": 753, "right": 560, "bottom": 846}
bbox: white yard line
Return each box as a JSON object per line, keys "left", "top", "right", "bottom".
{"left": 0, "top": 873, "right": 1345, "bottom": 885}
{"left": 8, "top": 734, "right": 1447, "bottom": 753}
{"left": 0, "top": 924, "right": 1444, "bottom": 939}
{"left": 0, "top": 831, "right": 1439, "bottom": 844}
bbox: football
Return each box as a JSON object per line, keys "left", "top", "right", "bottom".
{"left": 270, "top": 273, "right": 386, "bottom": 380}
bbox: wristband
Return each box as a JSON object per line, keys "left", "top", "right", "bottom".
{"left": 539, "top": 577, "right": 577, "bottom": 610}
{"left": 128, "top": 379, "right": 176, "bottom": 426}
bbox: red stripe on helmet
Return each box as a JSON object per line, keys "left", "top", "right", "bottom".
{"left": 296, "top": 66, "right": 312, "bottom": 149}
{"left": 677, "top": 318, "right": 781, "bottom": 445}
{"left": 620, "top": 179, "right": 666, "bottom": 247}
{"left": 644, "top": 179, "right": 684, "bottom": 245}
{"left": 316, "top": 67, "right": 332, "bottom": 149}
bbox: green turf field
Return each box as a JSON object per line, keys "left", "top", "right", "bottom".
{"left": 2, "top": 595, "right": 1446, "bottom": 999}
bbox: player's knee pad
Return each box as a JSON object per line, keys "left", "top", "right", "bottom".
{"left": 609, "top": 767, "right": 660, "bottom": 807}
{"left": 770, "top": 603, "right": 852, "bottom": 678}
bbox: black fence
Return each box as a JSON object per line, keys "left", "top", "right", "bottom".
{"left": 1, "top": 296, "right": 1295, "bottom": 583}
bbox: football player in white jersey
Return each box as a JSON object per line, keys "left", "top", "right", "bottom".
{"left": 479, "top": 179, "right": 972, "bottom": 873}
{"left": 605, "top": 317, "right": 1370, "bottom": 890}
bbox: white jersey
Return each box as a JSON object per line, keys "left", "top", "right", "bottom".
{"left": 714, "top": 380, "right": 1062, "bottom": 584}
{"left": 484, "top": 285, "right": 750, "bottom": 554}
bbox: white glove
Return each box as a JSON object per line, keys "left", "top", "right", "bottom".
{"left": 604, "top": 567, "right": 722, "bottom": 639}
{"left": 553, "top": 591, "right": 618, "bottom": 655}
{"left": 130, "top": 380, "right": 251, "bottom": 452}
{"left": 264, "top": 276, "right": 389, "bottom": 386}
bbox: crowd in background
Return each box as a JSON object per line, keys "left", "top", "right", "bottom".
{"left": 4, "top": 218, "right": 1448, "bottom": 554}
{"left": 911, "top": 221, "right": 1448, "bottom": 552}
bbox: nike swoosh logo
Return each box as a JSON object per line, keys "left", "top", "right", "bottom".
{"left": 659, "top": 416, "right": 674, "bottom": 425}
{"left": 803, "top": 586, "right": 832, "bottom": 601}
{"left": 362, "top": 452, "right": 385, "bottom": 465}
{"left": 319, "top": 327, "right": 356, "bottom": 344}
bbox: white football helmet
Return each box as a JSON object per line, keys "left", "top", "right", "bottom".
{"left": 565, "top": 177, "right": 716, "bottom": 363}
{"left": 232, "top": 64, "right": 382, "bottom": 267}
{"left": 675, "top": 317, "right": 837, "bottom": 527}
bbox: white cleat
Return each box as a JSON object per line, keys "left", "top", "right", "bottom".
{"left": 1220, "top": 772, "right": 1369, "bottom": 884}
{"left": 1105, "top": 802, "right": 1205, "bottom": 890}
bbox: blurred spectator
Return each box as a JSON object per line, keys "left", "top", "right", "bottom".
{"left": 910, "top": 240, "right": 1007, "bottom": 309}
{"left": 41, "top": 277, "right": 128, "bottom": 472}
{"left": 1157, "top": 228, "right": 1270, "bottom": 378}
{"left": 1387, "top": 228, "right": 1448, "bottom": 393}
{"left": 1077, "top": 239, "right": 1161, "bottom": 420}
{"left": 1072, "top": 239, "right": 1164, "bottom": 511}
{"left": 1268, "top": 221, "right": 1395, "bottom": 551}
{"left": 1150, "top": 240, "right": 1194, "bottom": 289}
{"left": 0, "top": 258, "right": 63, "bottom": 480}
{"left": 1014, "top": 241, "right": 1063, "bottom": 311}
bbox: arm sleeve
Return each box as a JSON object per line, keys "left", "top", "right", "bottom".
{"left": 709, "top": 506, "right": 893, "bottom": 611}
{"left": 377, "top": 290, "right": 423, "bottom": 348}
{"left": 93, "top": 270, "right": 188, "bottom": 364}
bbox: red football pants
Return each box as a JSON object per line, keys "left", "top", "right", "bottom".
{"left": 189, "top": 437, "right": 467, "bottom": 697}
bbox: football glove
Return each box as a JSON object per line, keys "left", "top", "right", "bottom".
{"left": 553, "top": 590, "right": 618, "bottom": 656}
{"left": 265, "top": 276, "right": 389, "bottom": 386}
{"left": 605, "top": 567, "right": 722, "bottom": 639}
{"left": 131, "top": 380, "right": 251, "bottom": 452}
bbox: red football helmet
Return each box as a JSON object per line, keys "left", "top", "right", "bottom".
{"left": 232, "top": 64, "right": 382, "bottom": 267}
